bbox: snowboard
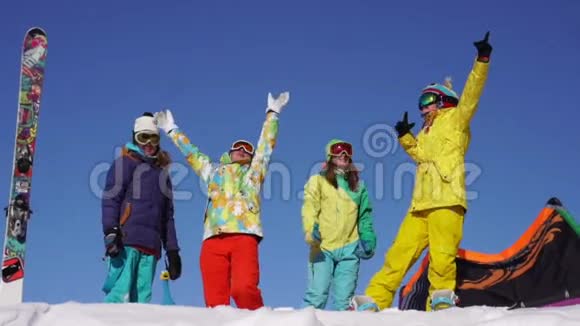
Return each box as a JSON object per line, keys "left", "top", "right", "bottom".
{"left": 0, "top": 27, "right": 48, "bottom": 305}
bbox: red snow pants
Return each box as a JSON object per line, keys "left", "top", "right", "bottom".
{"left": 200, "top": 234, "right": 264, "bottom": 310}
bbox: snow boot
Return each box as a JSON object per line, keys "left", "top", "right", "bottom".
{"left": 430, "top": 289, "right": 458, "bottom": 311}
{"left": 349, "top": 295, "right": 379, "bottom": 312}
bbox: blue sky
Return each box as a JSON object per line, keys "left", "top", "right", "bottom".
{"left": 0, "top": 0, "right": 579, "bottom": 309}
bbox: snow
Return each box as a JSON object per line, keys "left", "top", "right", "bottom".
{"left": 0, "top": 302, "right": 579, "bottom": 326}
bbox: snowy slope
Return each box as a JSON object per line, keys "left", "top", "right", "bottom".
{"left": 0, "top": 302, "right": 579, "bottom": 326}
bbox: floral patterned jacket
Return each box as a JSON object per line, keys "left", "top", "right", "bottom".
{"left": 168, "top": 112, "right": 279, "bottom": 240}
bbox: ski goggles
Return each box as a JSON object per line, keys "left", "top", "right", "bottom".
{"left": 329, "top": 142, "right": 353, "bottom": 157}
{"left": 419, "top": 92, "right": 459, "bottom": 110}
{"left": 135, "top": 132, "right": 160, "bottom": 146}
{"left": 230, "top": 140, "right": 254, "bottom": 155}
{"left": 418, "top": 92, "right": 440, "bottom": 109}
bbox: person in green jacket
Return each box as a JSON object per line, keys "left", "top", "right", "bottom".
{"left": 301, "top": 139, "right": 376, "bottom": 310}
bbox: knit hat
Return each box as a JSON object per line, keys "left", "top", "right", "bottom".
{"left": 134, "top": 112, "right": 159, "bottom": 134}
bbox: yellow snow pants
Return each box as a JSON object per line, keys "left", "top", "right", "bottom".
{"left": 365, "top": 205, "right": 464, "bottom": 310}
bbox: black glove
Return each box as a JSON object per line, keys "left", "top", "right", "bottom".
{"left": 474, "top": 31, "right": 492, "bottom": 62}
{"left": 104, "top": 226, "right": 123, "bottom": 257}
{"left": 166, "top": 250, "right": 182, "bottom": 280}
{"left": 394, "top": 112, "right": 415, "bottom": 138}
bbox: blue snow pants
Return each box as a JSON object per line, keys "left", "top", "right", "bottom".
{"left": 302, "top": 241, "right": 360, "bottom": 310}
{"left": 102, "top": 246, "right": 157, "bottom": 303}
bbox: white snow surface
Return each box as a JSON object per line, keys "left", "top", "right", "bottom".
{"left": 0, "top": 302, "right": 579, "bottom": 326}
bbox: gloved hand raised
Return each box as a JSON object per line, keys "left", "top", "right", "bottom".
{"left": 166, "top": 250, "right": 182, "bottom": 280}
{"left": 154, "top": 109, "right": 179, "bottom": 135}
{"left": 473, "top": 31, "right": 492, "bottom": 62}
{"left": 394, "top": 112, "right": 415, "bottom": 138}
{"left": 104, "top": 226, "right": 123, "bottom": 257}
{"left": 266, "top": 91, "right": 290, "bottom": 114}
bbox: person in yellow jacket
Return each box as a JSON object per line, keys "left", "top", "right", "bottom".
{"left": 359, "top": 32, "right": 493, "bottom": 311}
{"left": 301, "top": 139, "right": 376, "bottom": 311}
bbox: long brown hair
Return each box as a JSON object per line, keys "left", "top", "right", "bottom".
{"left": 155, "top": 149, "right": 172, "bottom": 168}
{"left": 324, "top": 158, "right": 360, "bottom": 192}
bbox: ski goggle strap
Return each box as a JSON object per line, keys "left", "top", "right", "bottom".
{"left": 329, "top": 142, "right": 353, "bottom": 157}
{"left": 230, "top": 140, "right": 254, "bottom": 155}
{"left": 135, "top": 132, "right": 160, "bottom": 146}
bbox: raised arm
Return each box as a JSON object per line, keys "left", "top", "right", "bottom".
{"left": 246, "top": 91, "right": 289, "bottom": 188}
{"left": 155, "top": 109, "right": 214, "bottom": 184}
{"left": 399, "top": 133, "right": 426, "bottom": 163}
{"left": 457, "top": 32, "right": 492, "bottom": 128}
{"left": 395, "top": 112, "right": 425, "bottom": 163}
{"left": 247, "top": 112, "right": 279, "bottom": 187}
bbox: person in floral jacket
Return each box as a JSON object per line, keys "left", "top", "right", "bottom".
{"left": 154, "top": 91, "right": 289, "bottom": 310}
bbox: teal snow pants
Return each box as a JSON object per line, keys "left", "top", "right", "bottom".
{"left": 102, "top": 246, "right": 157, "bottom": 303}
{"left": 302, "top": 241, "right": 360, "bottom": 310}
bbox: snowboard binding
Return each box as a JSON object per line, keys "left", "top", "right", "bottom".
{"left": 2, "top": 257, "right": 24, "bottom": 283}
{"left": 15, "top": 144, "right": 33, "bottom": 174}
{"left": 5, "top": 194, "right": 33, "bottom": 243}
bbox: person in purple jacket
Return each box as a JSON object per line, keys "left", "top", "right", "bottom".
{"left": 101, "top": 112, "right": 182, "bottom": 303}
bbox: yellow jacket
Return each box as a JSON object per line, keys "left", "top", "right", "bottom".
{"left": 301, "top": 173, "right": 374, "bottom": 252}
{"left": 400, "top": 59, "right": 489, "bottom": 213}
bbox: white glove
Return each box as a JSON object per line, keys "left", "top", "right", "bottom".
{"left": 266, "top": 91, "right": 290, "bottom": 114}
{"left": 154, "top": 109, "right": 179, "bottom": 134}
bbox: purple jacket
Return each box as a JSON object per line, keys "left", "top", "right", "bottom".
{"left": 101, "top": 143, "right": 179, "bottom": 257}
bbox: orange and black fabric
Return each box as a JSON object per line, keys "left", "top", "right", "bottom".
{"left": 398, "top": 197, "right": 580, "bottom": 310}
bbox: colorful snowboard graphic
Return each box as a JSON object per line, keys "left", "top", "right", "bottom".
{"left": 0, "top": 27, "right": 48, "bottom": 305}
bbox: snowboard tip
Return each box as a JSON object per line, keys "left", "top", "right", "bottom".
{"left": 26, "top": 27, "right": 47, "bottom": 38}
